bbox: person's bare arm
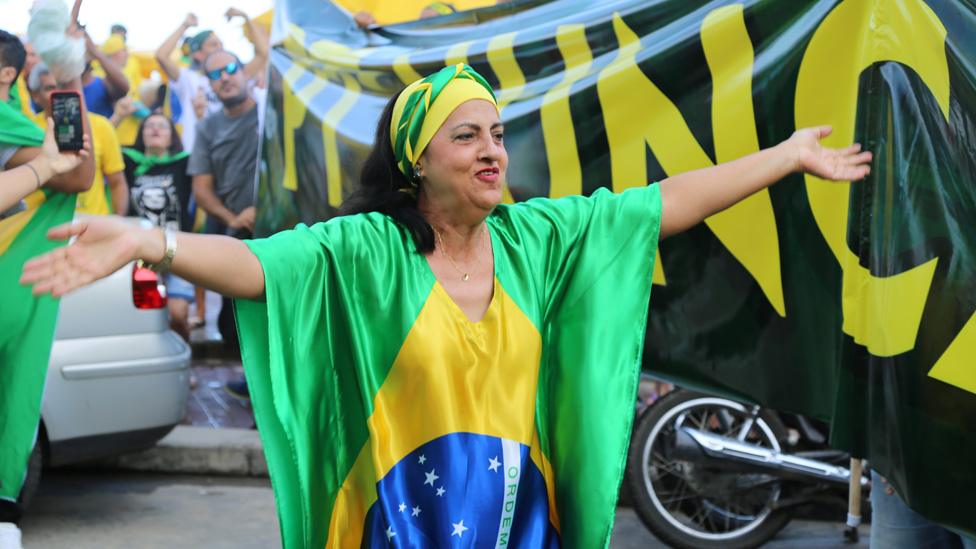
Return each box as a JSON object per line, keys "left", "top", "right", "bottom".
{"left": 6, "top": 145, "right": 93, "bottom": 193}
{"left": 0, "top": 127, "right": 87, "bottom": 210}
{"left": 658, "top": 126, "right": 872, "bottom": 239}
{"left": 226, "top": 8, "right": 269, "bottom": 80}
{"left": 21, "top": 217, "right": 266, "bottom": 299}
{"left": 7, "top": 98, "right": 99, "bottom": 193}
{"left": 106, "top": 171, "right": 129, "bottom": 215}
{"left": 110, "top": 97, "right": 135, "bottom": 127}
{"left": 1, "top": 162, "right": 52, "bottom": 211}
{"left": 85, "top": 33, "right": 129, "bottom": 99}
{"left": 156, "top": 14, "right": 197, "bottom": 81}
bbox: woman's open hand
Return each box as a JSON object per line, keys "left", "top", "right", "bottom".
{"left": 20, "top": 217, "right": 149, "bottom": 297}
{"left": 788, "top": 126, "right": 873, "bottom": 181}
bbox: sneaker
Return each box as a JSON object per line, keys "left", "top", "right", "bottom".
{"left": 224, "top": 378, "right": 250, "bottom": 401}
{"left": 0, "top": 523, "right": 23, "bottom": 549}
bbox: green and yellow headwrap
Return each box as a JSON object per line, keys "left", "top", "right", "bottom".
{"left": 390, "top": 63, "right": 497, "bottom": 182}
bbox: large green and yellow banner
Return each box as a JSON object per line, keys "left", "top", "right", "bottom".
{"left": 255, "top": 0, "right": 976, "bottom": 534}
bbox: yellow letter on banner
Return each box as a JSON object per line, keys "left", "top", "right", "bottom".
{"left": 486, "top": 32, "right": 526, "bottom": 110}
{"left": 321, "top": 73, "right": 362, "bottom": 207}
{"left": 540, "top": 24, "right": 591, "bottom": 200}
{"left": 795, "top": 0, "right": 946, "bottom": 358}
{"left": 304, "top": 39, "right": 371, "bottom": 206}
{"left": 445, "top": 41, "right": 473, "bottom": 67}
{"left": 701, "top": 5, "right": 785, "bottom": 317}
{"left": 282, "top": 61, "right": 328, "bottom": 192}
{"left": 930, "top": 315, "right": 976, "bottom": 395}
{"left": 393, "top": 53, "right": 423, "bottom": 85}
{"left": 597, "top": 9, "right": 784, "bottom": 302}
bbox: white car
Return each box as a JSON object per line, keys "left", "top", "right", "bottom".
{"left": 18, "top": 260, "right": 191, "bottom": 508}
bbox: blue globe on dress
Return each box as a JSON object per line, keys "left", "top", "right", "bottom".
{"left": 362, "top": 432, "right": 561, "bottom": 547}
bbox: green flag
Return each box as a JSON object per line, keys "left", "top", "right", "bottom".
{"left": 235, "top": 185, "right": 662, "bottom": 548}
{"left": 0, "top": 101, "right": 75, "bottom": 503}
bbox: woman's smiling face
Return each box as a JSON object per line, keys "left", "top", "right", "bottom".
{"left": 418, "top": 99, "right": 507, "bottom": 216}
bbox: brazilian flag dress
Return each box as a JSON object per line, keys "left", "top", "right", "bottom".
{"left": 235, "top": 184, "right": 662, "bottom": 548}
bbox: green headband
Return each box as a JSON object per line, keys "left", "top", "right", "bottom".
{"left": 390, "top": 63, "right": 498, "bottom": 183}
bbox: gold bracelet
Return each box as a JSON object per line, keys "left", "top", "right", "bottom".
{"left": 146, "top": 227, "right": 178, "bottom": 274}
{"left": 23, "top": 162, "right": 41, "bottom": 190}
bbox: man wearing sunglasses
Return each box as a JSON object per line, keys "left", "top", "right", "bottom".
{"left": 187, "top": 49, "right": 267, "bottom": 401}
{"left": 155, "top": 10, "right": 268, "bottom": 152}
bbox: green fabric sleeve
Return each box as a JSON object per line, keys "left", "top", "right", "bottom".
{"left": 490, "top": 183, "right": 663, "bottom": 548}
{"left": 234, "top": 214, "right": 433, "bottom": 549}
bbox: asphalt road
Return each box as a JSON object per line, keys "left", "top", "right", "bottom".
{"left": 20, "top": 470, "right": 870, "bottom": 548}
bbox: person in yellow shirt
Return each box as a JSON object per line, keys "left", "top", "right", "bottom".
{"left": 96, "top": 34, "right": 143, "bottom": 97}
{"left": 28, "top": 62, "right": 128, "bottom": 215}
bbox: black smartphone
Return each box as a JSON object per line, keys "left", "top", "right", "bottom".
{"left": 49, "top": 90, "right": 85, "bottom": 151}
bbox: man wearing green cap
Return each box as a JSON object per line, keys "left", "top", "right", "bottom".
{"left": 155, "top": 10, "right": 268, "bottom": 152}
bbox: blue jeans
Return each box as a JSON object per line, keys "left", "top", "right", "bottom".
{"left": 871, "top": 471, "right": 976, "bottom": 549}
{"left": 165, "top": 273, "right": 195, "bottom": 302}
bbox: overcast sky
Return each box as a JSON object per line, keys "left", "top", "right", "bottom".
{"left": 0, "top": 0, "right": 274, "bottom": 61}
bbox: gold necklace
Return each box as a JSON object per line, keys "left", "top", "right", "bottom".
{"left": 434, "top": 224, "right": 485, "bottom": 282}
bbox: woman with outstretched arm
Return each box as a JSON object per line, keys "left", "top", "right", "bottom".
{"left": 21, "top": 64, "right": 870, "bottom": 548}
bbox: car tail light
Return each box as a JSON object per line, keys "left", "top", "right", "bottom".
{"left": 132, "top": 265, "right": 167, "bottom": 309}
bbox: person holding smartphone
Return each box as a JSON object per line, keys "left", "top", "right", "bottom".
{"left": 0, "top": 30, "right": 94, "bottom": 196}
{"left": 28, "top": 62, "right": 128, "bottom": 216}
{"left": 0, "top": 118, "right": 89, "bottom": 213}
{"left": 0, "top": 25, "right": 94, "bottom": 545}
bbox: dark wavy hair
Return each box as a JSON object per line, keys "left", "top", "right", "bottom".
{"left": 132, "top": 113, "right": 184, "bottom": 155}
{"left": 340, "top": 92, "right": 436, "bottom": 253}
{"left": 0, "top": 30, "right": 26, "bottom": 80}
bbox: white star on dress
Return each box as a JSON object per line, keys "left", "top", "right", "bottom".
{"left": 411, "top": 506, "right": 421, "bottom": 517}
{"left": 488, "top": 456, "right": 501, "bottom": 472}
{"left": 451, "top": 520, "right": 468, "bottom": 538}
{"left": 418, "top": 454, "right": 427, "bottom": 465}
{"left": 436, "top": 486, "right": 446, "bottom": 497}
{"left": 386, "top": 526, "right": 396, "bottom": 540}
{"left": 398, "top": 502, "right": 406, "bottom": 513}
{"left": 424, "top": 469, "right": 439, "bottom": 486}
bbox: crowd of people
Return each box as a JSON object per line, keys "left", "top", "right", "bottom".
{"left": 1, "top": 2, "right": 971, "bottom": 549}
{"left": 2, "top": 4, "right": 265, "bottom": 409}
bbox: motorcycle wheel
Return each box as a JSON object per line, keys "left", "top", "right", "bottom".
{"left": 626, "top": 389, "right": 793, "bottom": 549}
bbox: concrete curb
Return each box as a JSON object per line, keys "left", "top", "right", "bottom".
{"left": 88, "top": 426, "right": 268, "bottom": 477}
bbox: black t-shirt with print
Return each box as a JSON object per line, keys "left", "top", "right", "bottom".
{"left": 123, "top": 155, "right": 193, "bottom": 232}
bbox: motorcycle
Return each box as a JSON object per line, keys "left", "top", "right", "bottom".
{"left": 625, "top": 378, "right": 869, "bottom": 549}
